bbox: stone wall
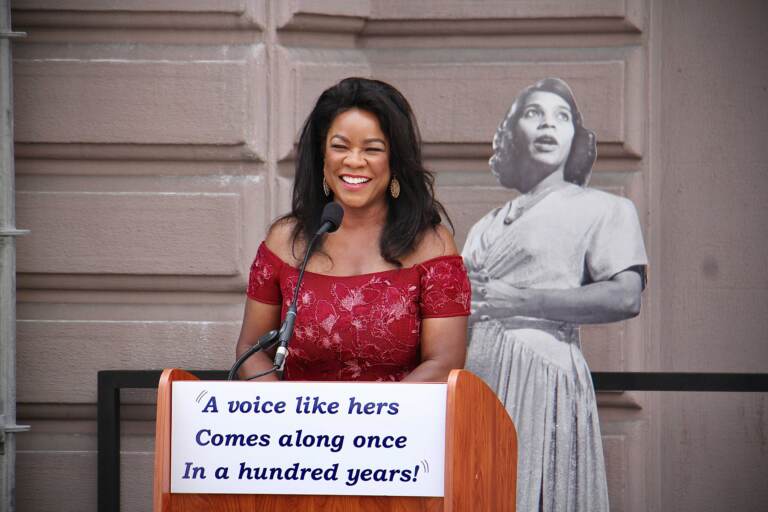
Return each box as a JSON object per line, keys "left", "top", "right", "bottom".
{"left": 11, "top": 0, "right": 767, "bottom": 510}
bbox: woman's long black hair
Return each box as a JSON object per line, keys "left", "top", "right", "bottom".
{"left": 284, "top": 77, "right": 450, "bottom": 266}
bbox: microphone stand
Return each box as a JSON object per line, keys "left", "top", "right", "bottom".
{"left": 225, "top": 236, "right": 318, "bottom": 382}
{"left": 227, "top": 204, "right": 342, "bottom": 381}
{"left": 272, "top": 228, "right": 324, "bottom": 373}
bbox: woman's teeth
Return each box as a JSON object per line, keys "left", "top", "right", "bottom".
{"left": 341, "top": 176, "right": 371, "bottom": 184}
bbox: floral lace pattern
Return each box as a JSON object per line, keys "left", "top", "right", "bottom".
{"left": 246, "top": 244, "right": 278, "bottom": 302}
{"left": 247, "top": 243, "right": 470, "bottom": 381}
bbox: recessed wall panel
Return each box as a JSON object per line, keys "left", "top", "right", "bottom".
{"left": 370, "top": 0, "right": 634, "bottom": 21}
{"left": 376, "top": 59, "right": 631, "bottom": 147}
{"left": 276, "top": 47, "right": 370, "bottom": 160}
{"left": 437, "top": 186, "right": 515, "bottom": 248}
{"left": 14, "top": 54, "right": 265, "bottom": 155}
{"left": 14, "top": 0, "right": 249, "bottom": 14}
{"left": 16, "top": 191, "right": 241, "bottom": 275}
{"left": 17, "top": 451, "right": 96, "bottom": 511}
{"left": 17, "top": 320, "right": 240, "bottom": 403}
{"left": 276, "top": 0, "right": 369, "bottom": 28}
{"left": 582, "top": 323, "right": 627, "bottom": 372}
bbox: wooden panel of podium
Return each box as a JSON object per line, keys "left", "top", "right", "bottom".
{"left": 153, "top": 368, "right": 517, "bottom": 511}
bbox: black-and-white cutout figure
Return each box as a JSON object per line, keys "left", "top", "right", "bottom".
{"left": 462, "top": 78, "right": 648, "bottom": 512}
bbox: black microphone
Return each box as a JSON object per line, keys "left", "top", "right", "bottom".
{"left": 315, "top": 201, "right": 344, "bottom": 236}
{"left": 273, "top": 202, "right": 344, "bottom": 371}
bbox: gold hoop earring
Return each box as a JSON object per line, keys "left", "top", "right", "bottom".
{"left": 322, "top": 177, "right": 330, "bottom": 197}
{"left": 389, "top": 177, "right": 400, "bottom": 199}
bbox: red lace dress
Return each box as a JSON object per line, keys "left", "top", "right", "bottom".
{"left": 247, "top": 243, "right": 471, "bottom": 381}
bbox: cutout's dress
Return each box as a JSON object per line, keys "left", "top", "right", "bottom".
{"left": 462, "top": 183, "right": 647, "bottom": 512}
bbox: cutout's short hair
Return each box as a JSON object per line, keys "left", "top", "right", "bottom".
{"left": 502, "top": 77, "right": 597, "bottom": 186}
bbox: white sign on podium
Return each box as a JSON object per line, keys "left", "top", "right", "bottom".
{"left": 170, "top": 381, "right": 447, "bottom": 497}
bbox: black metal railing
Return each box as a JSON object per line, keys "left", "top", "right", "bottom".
{"left": 96, "top": 370, "right": 768, "bottom": 512}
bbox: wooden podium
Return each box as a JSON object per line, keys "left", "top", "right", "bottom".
{"left": 153, "top": 368, "right": 517, "bottom": 511}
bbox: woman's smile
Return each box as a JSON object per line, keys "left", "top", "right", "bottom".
{"left": 339, "top": 174, "right": 372, "bottom": 188}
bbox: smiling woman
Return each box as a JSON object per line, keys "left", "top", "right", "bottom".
{"left": 234, "top": 77, "right": 470, "bottom": 384}
{"left": 322, "top": 108, "right": 392, "bottom": 212}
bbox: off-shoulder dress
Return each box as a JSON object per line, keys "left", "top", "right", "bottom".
{"left": 247, "top": 243, "right": 471, "bottom": 381}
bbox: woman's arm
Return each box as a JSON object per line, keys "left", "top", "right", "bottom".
{"left": 396, "top": 225, "right": 467, "bottom": 382}
{"left": 474, "top": 269, "right": 643, "bottom": 324}
{"left": 234, "top": 299, "right": 282, "bottom": 381}
{"left": 400, "top": 224, "right": 469, "bottom": 382}
{"left": 402, "top": 315, "right": 468, "bottom": 382}
{"left": 235, "top": 220, "right": 297, "bottom": 380}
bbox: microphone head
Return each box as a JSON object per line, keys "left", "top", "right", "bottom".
{"left": 320, "top": 202, "right": 344, "bottom": 233}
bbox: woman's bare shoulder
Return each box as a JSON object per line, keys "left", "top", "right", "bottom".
{"left": 404, "top": 224, "right": 459, "bottom": 266}
{"left": 264, "top": 217, "right": 302, "bottom": 266}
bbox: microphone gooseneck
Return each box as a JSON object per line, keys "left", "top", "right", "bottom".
{"left": 273, "top": 202, "right": 344, "bottom": 372}
{"left": 227, "top": 202, "right": 343, "bottom": 381}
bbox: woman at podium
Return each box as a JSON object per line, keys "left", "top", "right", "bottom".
{"left": 236, "top": 77, "right": 470, "bottom": 382}
{"left": 462, "top": 78, "right": 648, "bottom": 511}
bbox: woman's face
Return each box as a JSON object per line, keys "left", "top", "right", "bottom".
{"left": 490, "top": 90, "right": 575, "bottom": 190}
{"left": 323, "top": 108, "right": 391, "bottom": 212}
{"left": 516, "top": 91, "right": 575, "bottom": 170}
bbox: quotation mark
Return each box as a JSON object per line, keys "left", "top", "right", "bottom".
{"left": 420, "top": 460, "right": 429, "bottom": 474}
{"left": 195, "top": 390, "right": 208, "bottom": 404}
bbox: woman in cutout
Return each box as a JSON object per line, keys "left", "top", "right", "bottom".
{"left": 236, "top": 77, "right": 470, "bottom": 382}
{"left": 463, "top": 78, "right": 648, "bottom": 511}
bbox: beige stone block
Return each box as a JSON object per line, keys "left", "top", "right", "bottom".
{"left": 666, "top": 287, "right": 768, "bottom": 372}
{"left": 276, "top": 0, "right": 370, "bottom": 29}
{"left": 16, "top": 419, "right": 96, "bottom": 451}
{"left": 17, "top": 319, "right": 240, "bottom": 403}
{"left": 275, "top": 174, "right": 295, "bottom": 218}
{"left": 240, "top": 174, "right": 273, "bottom": 273}
{"left": 17, "top": 449, "right": 153, "bottom": 512}
{"left": 374, "top": 54, "right": 642, "bottom": 156}
{"left": 15, "top": 173, "right": 268, "bottom": 291}
{"left": 273, "top": 0, "right": 643, "bottom": 33}
{"left": 276, "top": 47, "right": 370, "bottom": 160}
{"left": 369, "top": 0, "right": 640, "bottom": 24}
{"left": 14, "top": 53, "right": 266, "bottom": 155}
{"left": 360, "top": 0, "right": 644, "bottom": 36}
{"left": 122, "top": 451, "right": 154, "bottom": 512}
{"left": 278, "top": 49, "right": 644, "bottom": 159}
{"left": 17, "top": 451, "right": 96, "bottom": 512}
{"left": 14, "top": 0, "right": 248, "bottom": 14}
{"left": 600, "top": 419, "right": 648, "bottom": 512}
{"left": 602, "top": 433, "right": 628, "bottom": 511}
{"left": 436, "top": 185, "right": 517, "bottom": 248}
{"left": 661, "top": 393, "right": 768, "bottom": 510}
{"left": 582, "top": 323, "right": 626, "bottom": 372}
{"left": 16, "top": 191, "right": 242, "bottom": 275}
